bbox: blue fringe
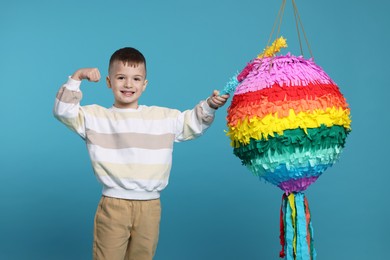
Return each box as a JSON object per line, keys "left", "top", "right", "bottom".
{"left": 220, "top": 73, "right": 239, "bottom": 95}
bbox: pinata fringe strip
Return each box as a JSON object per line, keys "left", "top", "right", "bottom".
{"left": 233, "top": 125, "right": 347, "bottom": 161}
{"left": 235, "top": 56, "right": 335, "bottom": 95}
{"left": 230, "top": 83, "right": 345, "bottom": 104}
{"left": 280, "top": 192, "right": 316, "bottom": 260}
{"left": 227, "top": 107, "right": 351, "bottom": 146}
{"left": 245, "top": 145, "right": 341, "bottom": 175}
{"left": 227, "top": 83, "right": 349, "bottom": 123}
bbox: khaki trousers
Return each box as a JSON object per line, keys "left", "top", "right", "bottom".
{"left": 93, "top": 196, "right": 161, "bottom": 260}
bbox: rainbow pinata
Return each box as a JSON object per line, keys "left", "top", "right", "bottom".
{"left": 224, "top": 38, "right": 351, "bottom": 193}
{"left": 221, "top": 37, "right": 351, "bottom": 259}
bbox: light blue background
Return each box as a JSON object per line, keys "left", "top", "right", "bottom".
{"left": 0, "top": 0, "right": 388, "bottom": 259}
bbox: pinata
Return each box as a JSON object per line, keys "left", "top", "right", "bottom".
{"left": 220, "top": 18, "right": 351, "bottom": 260}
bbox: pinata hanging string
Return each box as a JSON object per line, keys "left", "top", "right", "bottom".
{"left": 267, "top": 0, "right": 287, "bottom": 54}
{"left": 267, "top": 0, "right": 313, "bottom": 59}
{"left": 292, "top": 0, "right": 314, "bottom": 58}
{"left": 292, "top": 0, "right": 304, "bottom": 57}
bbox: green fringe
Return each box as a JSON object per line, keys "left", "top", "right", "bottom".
{"left": 233, "top": 125, "right": 349, "bottom": 165}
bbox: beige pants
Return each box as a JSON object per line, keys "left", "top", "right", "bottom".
{"left": 93, "top": 196, "right": 161, "bottom": 260}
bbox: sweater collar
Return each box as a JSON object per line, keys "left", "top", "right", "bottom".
{"left": 110, "top": 105, "right": 144, "bottom": 112}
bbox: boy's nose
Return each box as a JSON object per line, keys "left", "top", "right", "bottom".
{"left": 124, "top": 81, "right": 132, "bottom": 88}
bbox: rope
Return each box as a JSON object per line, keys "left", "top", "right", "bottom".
{"left": 268, "top": 0, "right": 286, "bottom": 56}
{"left": 292, "top": 0, "right": 304, "bottom": 56}
{"left": 266, "top": 0, "right": 314, "bottom": 59}
{"left": 292, "top": 0, "right": 314, "bottom": 58}
{"left": 266, "top": 0, "right": 286, "bottom": 72}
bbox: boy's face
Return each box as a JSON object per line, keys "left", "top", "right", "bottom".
{"left": 106, "top": 60, "right": 148, "bottom": 109}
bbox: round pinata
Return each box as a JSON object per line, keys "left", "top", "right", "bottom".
{"left": 220, "top": 37, "right": 351, "bottom": 259}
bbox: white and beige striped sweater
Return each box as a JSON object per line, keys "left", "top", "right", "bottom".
{"left": 54, "top": 77, "right": 216, "bottom": 200}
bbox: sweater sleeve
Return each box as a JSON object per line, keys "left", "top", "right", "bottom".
{"left": 174, "top": 100, "right": 216, "bottom": 142}
{"left": 53, "top": 77, "right": 87, "bottom": 139}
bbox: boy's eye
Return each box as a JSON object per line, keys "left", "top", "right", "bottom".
{"left": 118, "top": 76, "right": 125, "bottom": 80}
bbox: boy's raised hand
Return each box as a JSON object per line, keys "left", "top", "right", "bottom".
{"left": 207, "top": 90, "right": 230, "bottom": 110}
{"left": 71, "top": 68, "right": 101, "bottom": 82}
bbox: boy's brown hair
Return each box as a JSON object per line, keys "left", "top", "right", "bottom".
{"left": 109, "top": 47, "right": 147, "bottom": 75}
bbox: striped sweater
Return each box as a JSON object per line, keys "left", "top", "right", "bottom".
{"left": 54, "top": 77, "right": 216, "bottom": 200}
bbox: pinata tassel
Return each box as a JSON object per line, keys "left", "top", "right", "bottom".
{"left": 279, "top": 194, "right": 287, "bottom": 258}
{"left": 279, "top": 192, "right": 316, "bottom": 260}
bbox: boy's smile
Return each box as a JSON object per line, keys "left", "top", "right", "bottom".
{"left": 106, "top": 60, "right": 148, "bottom": 109}
{"left": 121, "top": 90, "right": 135, "bottom": 97}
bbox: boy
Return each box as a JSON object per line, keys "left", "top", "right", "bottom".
{"left": 53, "top": 47, "right": 229, "bottom": 260}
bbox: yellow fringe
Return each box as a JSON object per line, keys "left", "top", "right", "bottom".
{"left": 227, "top": 107, "right": 351, "bottom": 147}
{"left": 258, "top": 36, "right": 288, "bottom": 58}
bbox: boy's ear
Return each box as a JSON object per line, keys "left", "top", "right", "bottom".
{"left": 142, "top": 79, "right": 148, "bottom": 92}
{"left": 106, "top": 76, "right": 112, "bottom": 89}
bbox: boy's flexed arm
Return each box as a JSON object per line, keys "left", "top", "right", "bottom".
{"left": 71, "top": 68, "right": 101, "bottom": 82}
{"left": 53, "top": 68, "right": 101, "bottom": 139}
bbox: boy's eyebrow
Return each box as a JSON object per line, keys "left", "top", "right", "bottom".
{"left": 132, "top": 73, "right": 146, "bottom": 78}
{"left": 114, "top": 73, "right": 145, "bottom": 78}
